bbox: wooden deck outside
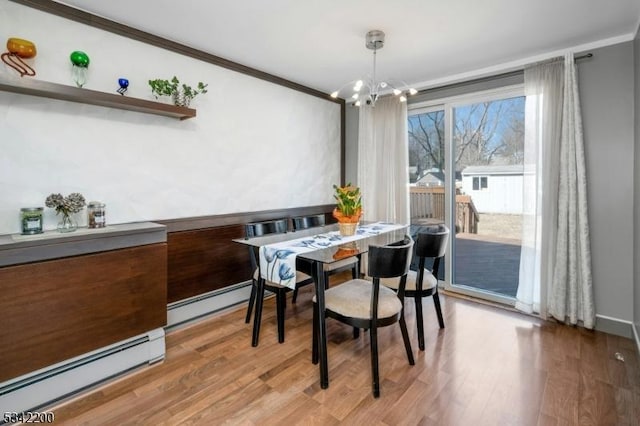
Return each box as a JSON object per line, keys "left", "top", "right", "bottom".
{"left": 410, "top": 223, "right": 521, "bottom": 299}
{"left": 410, "top": 186, "right": 479, "bottom": 234}
{"left": 454, "top": 233, "right": 521, "bottom": 298}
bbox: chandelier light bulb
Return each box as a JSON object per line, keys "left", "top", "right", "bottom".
{"left": 409, "top": 88, "right": 418, "bottom": 95}
{"left": 393, "top": 88, "right": 402, "bottom": 96}
{"left": 330, "top": 91, "right": 339, "bottom": 98}
{"left": 355, "top": 100, "right": 361, "bottom": 107}
{"left": 352, "top": 93, "right": 359, "bottom": 100}
{"left": 399, "top": 95, "right": 407, "bottom": 102}
{"left": 380, "top": 82, "right": 387, "bottom": 88}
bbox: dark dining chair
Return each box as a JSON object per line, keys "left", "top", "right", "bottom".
{"left": 312, "top": 236, "right": 415, "bottom": 398}
{"left": 290, "top": 213, "right": 360, "bottom": 303}
{"left": 380, "top": 224, "right": 449, "bottom": 350}
{"left": 244, "top": 218, "right": 314, "bottom": 344}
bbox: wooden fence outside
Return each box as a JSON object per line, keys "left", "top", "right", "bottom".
{"left": 409, "top": 186, "right": 479, "bottom": 233}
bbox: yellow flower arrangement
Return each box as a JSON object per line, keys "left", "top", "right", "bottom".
{"left": 332, "top": 183, "right": 362, "bottom": 223}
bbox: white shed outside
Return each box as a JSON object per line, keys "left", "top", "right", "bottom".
{"left": 461, "top": 165, "right": 523, "bottom": 214}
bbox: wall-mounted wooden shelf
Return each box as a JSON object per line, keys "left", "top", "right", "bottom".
{"left": 0, "top": 75, "right": 196, "bottom": 120}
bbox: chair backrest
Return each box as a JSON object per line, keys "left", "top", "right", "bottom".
{"left": 368, "top": 236, "right": 414, "bottom": 279}
{"left": 415, "top": 224, "right": 449, "bottom": 259}
{"left": 245, "top": 219, "right": 288, "bottom": 270}
{"left": 245, "top": 219, "right": 288, "bottom": 238}
{"left": 291, "top": 214, "right": 325, "bottom": 231}
{"left": 414, "top": 225, "right": 449, "bottom": 279}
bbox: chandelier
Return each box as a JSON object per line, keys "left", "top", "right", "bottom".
{"left": 330, "top": 30, "right": 417, "bottom": 107}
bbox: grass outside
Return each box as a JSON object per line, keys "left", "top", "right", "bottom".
{"left": 476, "top": 213, "right": 522, "bottom": 241}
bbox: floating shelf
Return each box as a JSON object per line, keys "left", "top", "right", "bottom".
{"left": 0, "top": 75, "right": 196, "bottom": 120}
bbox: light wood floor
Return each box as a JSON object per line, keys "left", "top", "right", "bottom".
{"left": 49, "top": 282, "right": 640, "bottom": 425}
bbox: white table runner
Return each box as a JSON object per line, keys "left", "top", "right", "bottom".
{"left": 259, "top": 222, "right": 405, "bottom": 289}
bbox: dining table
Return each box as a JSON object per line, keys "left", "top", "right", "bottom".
{"left": 233, "top": 221, "right": 408, "bottom": 389}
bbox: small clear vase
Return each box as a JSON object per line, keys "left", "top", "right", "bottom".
{"left": 57, "top": 212, "right": 78, "bottom": 233}
{"left": 72, "top": 65, "right": 88, "bottom": 88}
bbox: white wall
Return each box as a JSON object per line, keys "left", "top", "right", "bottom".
{"left": 0, "top": 2, "right": 341, "bottom": 234}
{"left": 461, "top": 174, "right": 523, "bottom": 214}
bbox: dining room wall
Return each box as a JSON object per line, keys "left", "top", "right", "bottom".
{"left": 0, "top": 1, "right": 341, "bottom": 235}
{"left": 344, "top": 40, "right": 637, "bottom": 336}
{"left": 579, "top": 41, "right": 635, "bottom": 333}
{"left": 633, "top": 25, "right": 640, "bottom": 348}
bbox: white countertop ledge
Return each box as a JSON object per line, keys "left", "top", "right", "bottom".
{"left": 0, "top": 222, "right": 167, "bottom": 267}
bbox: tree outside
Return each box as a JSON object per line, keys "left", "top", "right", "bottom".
{"left": 408, "top": 97, "right": 525, "bottom": 183}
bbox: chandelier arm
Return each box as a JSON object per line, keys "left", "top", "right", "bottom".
{"left": 331, "top": 79, "right": 365, "bottom": 99}
{"left": 330, "top": 29, "right": 417, "bottom": 106}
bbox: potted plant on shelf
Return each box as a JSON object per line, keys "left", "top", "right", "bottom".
{"left": 332, "top": 183, "right": 362, "bottom": 236}
{"left": 148, "top": 76, "right": 208, "bottom": 107}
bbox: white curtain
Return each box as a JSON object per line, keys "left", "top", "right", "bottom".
{"left": 516, "top": 53, "right": 595, "bottom": 328}
{"left": 357, "top": 96, "right": 410, "bottom": 225}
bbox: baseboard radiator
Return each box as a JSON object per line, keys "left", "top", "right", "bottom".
{"left": 0, "top": 329, "right": 165, "bottom": 416}
{"left": 167, "top": 281, "right": 253, "bottom": 329}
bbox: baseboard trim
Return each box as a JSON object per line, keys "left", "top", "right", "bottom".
{"left": 595, "top": 314, "right": 633, "bottom": 338}
{"left": 167, "top": 282, "right": 253, "bottom": 329}
{"left": 633, "top": 322, "right": 640, "bottom": 356}
{"left": 0, "top": 329, "right": 165, "bottom": 415}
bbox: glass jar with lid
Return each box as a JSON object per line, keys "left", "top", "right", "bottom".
{"left": 87, "top": 201, "right": 106, "bottom": 228}
{"left": 20, "top": 207, "right": 43, "bottom": 235}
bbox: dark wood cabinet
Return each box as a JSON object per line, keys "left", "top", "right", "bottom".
{"left": 0, "top": 223, "right": 168, "bottom": 382}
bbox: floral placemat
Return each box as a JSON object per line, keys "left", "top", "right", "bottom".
{"left": 258, "top": 222, "right": 404, "bottom": 289}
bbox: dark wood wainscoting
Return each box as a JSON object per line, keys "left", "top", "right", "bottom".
{"left": 0, "top": 243, "right": 167, "bottom": 382}
{"left": 160, "top": 205, "right": 335, "bottom": 303}
{"left": 167, "top": 224, "right": 250, "bottom": 303}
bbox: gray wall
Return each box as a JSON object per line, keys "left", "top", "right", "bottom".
{"left": 345, "top": 41, "right": 638, "bottom": 332}
{"left": 634, "top": 28, "right": 640, "bottom": 345}
{"left": 345, "top": 105, "right": 359, "bottom": 186}
{"left": 579, "top": 41, "right": 635, "bottom": 326}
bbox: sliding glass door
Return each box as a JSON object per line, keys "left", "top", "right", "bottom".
{"left": 408, "top": 87, "right": 525, "bottom": 304}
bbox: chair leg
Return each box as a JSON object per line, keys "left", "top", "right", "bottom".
{"left": 370, "top": 324, "right": 380, "bottom": 398}
{"left": 245, "top": 280, "right": 257, "bottom": 324}
{"left": 251, "top": 278, "right": 265, "bottom": 347}
{"left": 415, "top": 295, "right": 425, "bottom": 351}
{"left": 276, "top": 289, "right": 286, "bottom": 343}
{"left": 351, "top": 265, "right": 358, "bottom": 279}
{"left": 353, "top": 327, "right": 360, "bottom": 339}
{"left": 433, "top": 292, "right": 445, "bottom": 329}
{"left": 399, "top": 313, "right": 415, "bottom": 365}
{"left": 292, "top": 288, "right": 299, "bottom": 304}
{"left": 312, "top": 303, "right": 319, "bottom": 364}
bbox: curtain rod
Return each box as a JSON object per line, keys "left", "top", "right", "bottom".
{"left": 576, "top": 53, "right": 594, "bottom": 60}
{"left": 412, "top": 53, "right": 593, "bottom": 97}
